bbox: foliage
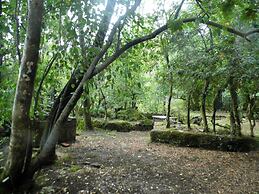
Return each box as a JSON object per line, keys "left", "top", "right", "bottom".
{"left": 150, "top": 129, "right": 258, "bottom": 152}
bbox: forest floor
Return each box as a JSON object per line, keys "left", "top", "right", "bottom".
{"left": 34, "top": 129, "right": 259, "bottom": 194}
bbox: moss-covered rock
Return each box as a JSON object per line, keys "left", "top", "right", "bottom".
{"left": 150, "top": 129, "right": 258, "bottom": 152}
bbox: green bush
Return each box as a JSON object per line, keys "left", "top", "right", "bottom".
{"left": 150, "top": 129, "right": 258, "bottom": 152}
{"left": 93, "top": 119, "right": 133, "bottom": 132}
{"left": 117, "top": 109, "right": 147, "bottom": 121}
{"left": 92, "top": 119, "right": 153, "bottom": 132}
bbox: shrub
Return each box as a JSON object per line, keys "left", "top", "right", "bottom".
{"left": 92, "top": 119, "right": 153, "bottom": 132}
{"left": 117, "top": 109, "right": 147, "bottom": 121}
{"left": 150, "top": 129, "right": 258, "bottom": 152}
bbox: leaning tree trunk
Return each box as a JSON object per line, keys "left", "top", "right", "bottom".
{"left": 40, "top": 0, "right": 116, "bottom": 146}
{"left": 187, "top": 93, "right": 191, "bottom": 130}
{"left": 229, "top": 76, "right": 241, "bottom": 136}
{"left": 1, "top": 0, "right": 43, "bottom": 185}
{"left": 201, "top": 79, "right": 210, "bottom": 132}
{"left": 33, "top": 0, "right": 141, "bottom": 172}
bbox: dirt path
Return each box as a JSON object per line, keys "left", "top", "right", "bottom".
{"left": 36, "top": 130, "right": 259, "bottom": 194}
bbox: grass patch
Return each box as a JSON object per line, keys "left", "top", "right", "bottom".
{"left": 150, "top": 129, "right": 258, "bottom": 152}
{"left": 69, "top": 165, "right": 81, "bottom": 173}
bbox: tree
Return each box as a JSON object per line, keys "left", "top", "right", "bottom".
{"left": 1, "top": 0, "right": 43, "bottom": 185}
{"left": 1, "top": 0, "right": 259, "bottom": 187}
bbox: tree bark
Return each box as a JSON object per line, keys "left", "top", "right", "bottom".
{"left": 187, "top": 93, "right": 191, "bottom": 130}
{"left": 212, "top": 89, "right": 222, "bottom": 133}
{"left": 246, "top": 94, "right": 256, "bottom": 137}
{"left": 1, "top": 0, "right": 43, "bottom": 185}
{"left": 166, "top": 85, "right": 173, "bottom": 128}
{"left": 0, "top": 0, "right": 3, "bottom": 84}
{"left": 100, "top": 87, "right": 108, "bottom": 121}
{"left": 229, "top": 76, "right": 241, "bottom": 136}
{"left": 201, "top": 79, "right": 209, "bottom": 132}
{"left": 14, "top": 0, "right": 22, "bottom": 64}
{"left": 83, "top": 84, "right": 93, "bottom": 130}
{"left": 165, "top": 51, "right": 172, "bottom": 129}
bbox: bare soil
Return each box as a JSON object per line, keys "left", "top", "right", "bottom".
{"left": 34, "top": 130, "right": 259, "bottom": 194}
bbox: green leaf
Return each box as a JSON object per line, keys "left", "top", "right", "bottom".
{"left": 168, "top": 19, "right": 183, "bottom": 34}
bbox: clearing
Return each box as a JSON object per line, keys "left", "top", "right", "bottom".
{"left": 34, "top": 130, "right": 259, "bottom": 194}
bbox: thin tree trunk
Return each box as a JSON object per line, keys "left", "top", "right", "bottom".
{"left": 163, "top": 97, "right": 166, "bottom": 115}
{"left": 166, "top": 85, "right": 173, "bottom": 128}
{"left": 246, "top": 94, "right": 256, "bottom": 137}
{"left": 229, "top": 76, "right": 241, "bottom": 136}
{"left": 1, "top": 0, "right": 43, "bottom": 185}
{"left": 187, "top": 93, "right": 191, "bottom": 130}
{"left": 34, "top": 54, "right": 57, "bottom": 118}
{"left": 230, "top": 110, "right": 236, "bottom": 134}
{"left": 83, "top": 84, "right": 93, "bottom": 130}
{"left": 131, "top": 93, "right": 137, "bottom": 109}
{"left": 165, "top": 50, "right": 172, "bottom": 129}
{"left": 14, "top": 0, "right": 22, "bottom": 64}
{"left": 77, "top": 6, "right": 94, "bottom": 131}
{"left": 0, "top": 0, "right": 3, "bottom": 84}
{"left": 201, "top": 79, "right": 209, "bottom": 132}
{"left": 100, "top": 87, "right": 108, "bottom": 121}
{"left": 212, "top": 89, "right": 222, "bottom": 133}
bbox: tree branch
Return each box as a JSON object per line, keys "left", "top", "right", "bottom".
{"left": 93, "top": 17, "right": 259, "bottom": 76}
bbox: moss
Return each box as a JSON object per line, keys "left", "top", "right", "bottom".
{"left": 69, "top": 165, "right": 81, "bottom": 173}
{"left": 92, "top": 119, "right": 106, "bottom": 129}
{"left": 93, "top": 119, "right": 153, "bottom": 132}
{"left": 117, "top": 109, "right": 147, "bottom": 121}
{"left": 150, "top": 129, "right": 258, "bottom": 152}
{"left": 104, "top": 121, "right": 133, "bottom": 132}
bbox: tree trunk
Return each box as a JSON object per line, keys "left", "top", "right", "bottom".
{"left": 1, "top": 0, "right": 43, "bottom": 185}
{"left": 201, "top": 79, "right": 209, "bottom": 132}
{"left": 77, "top": 7, "right": 94, "bottom": 131}
{"left": 165, "top": 50, "right": 172, "bottom": 129}
{"left": 212, "top": 89, "right": 222, "bottom": 133}
{"left": 187, "top": 93, "right": 191, "bottom": 130}
{"left": 230, "top": 110, "right": 236, "bottom": 134}
{"left": 131, "top": 93, "right": 137, "bottom": 109}
{"left": 246, "top": 94, "right": 256, "bottom": 137}
{"left": 163, "top": 97, "right": 166, "bottom": 115}
{"left": 41, "top": 0, "right": 116, "bottom": 146}
{"left": 166, "top": 85, "right": 173, "bottom": 128}
{"left": 100, "top": 87, "right": 108, "bottom": 121}
{"left": 0, "top": 0, "right": 3, "bottom": 84}
{"left": 229, "top": 76, "right": 241, "bottom": 136}
{"left": 83, "top": 84, "right": 93, "bottom": 130}
{"left": 34, "top": 0, "right": 141, "bottom": 172}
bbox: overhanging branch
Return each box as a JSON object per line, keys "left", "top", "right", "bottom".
{"left": 93, "top": 17, "right": 258, "bottom": 75}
